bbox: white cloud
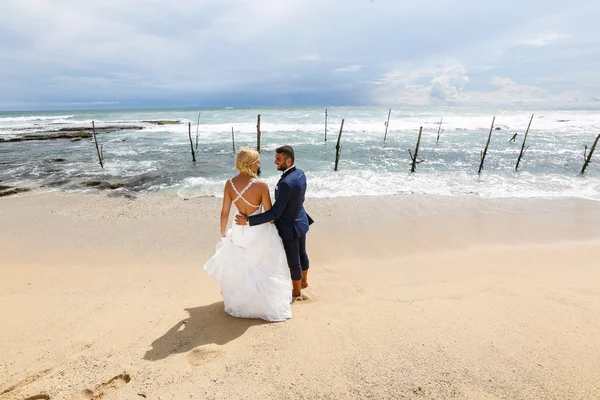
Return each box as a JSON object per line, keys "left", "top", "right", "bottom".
{"left": 521, "top": 33, "right": 574, "bottom": 47}
{"left": 429, "top": 65, "right": 470, "bottom": 101}
{"left": 294, "top": 55, "right": 323, "bottom": 62}
{"left": 491, "top": 77, "right": 516, "bottom": 87}
{"left": 372, "top": 64, "right": 585, "bottom": 105}
{"left": 336, "top": 65, "right": 363, "bottom": 73}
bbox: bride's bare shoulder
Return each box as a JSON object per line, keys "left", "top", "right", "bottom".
{"left": 253, "top": 179, "right": 270, "bottom": 191}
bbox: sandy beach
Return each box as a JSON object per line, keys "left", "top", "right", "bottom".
{"left": 1, "top": 192, "right": 600, "bottom": 399}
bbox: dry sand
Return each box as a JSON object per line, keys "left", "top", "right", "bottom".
{"left": 1, "top": 192, "right": 599, "bottom": 399}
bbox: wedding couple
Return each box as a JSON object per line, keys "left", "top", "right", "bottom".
{"left": 203, "top": 145, "right": 313, "bottom": 322}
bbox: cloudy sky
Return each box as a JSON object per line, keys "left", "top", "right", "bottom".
{"left": 1, "top": 0, "right": 599, "bottom": 110}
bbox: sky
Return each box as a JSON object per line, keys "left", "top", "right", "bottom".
{"left": 1, "top": 0, "right": 599, "bottom": 110}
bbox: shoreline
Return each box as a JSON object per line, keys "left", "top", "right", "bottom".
{"left": 1, "top": 192, "right": 600, "bottom": 399}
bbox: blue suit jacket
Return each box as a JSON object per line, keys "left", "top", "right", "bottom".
{"left": 249, "top": 167, "right": 313, "bottom": 239}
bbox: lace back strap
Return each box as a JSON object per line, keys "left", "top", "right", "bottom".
{"left": 230, "top": 179, "right": 260, "bottom": 208}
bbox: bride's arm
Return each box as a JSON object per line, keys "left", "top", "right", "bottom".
{"left": 220, "top": 182, "right": 233, "bottom": 237}
{"left": 260, "top": 182, "right": 273, "bottom": 213}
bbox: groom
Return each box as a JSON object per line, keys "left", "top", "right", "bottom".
{"left": 235, "top": 145, "right": 313, "bottom": 298}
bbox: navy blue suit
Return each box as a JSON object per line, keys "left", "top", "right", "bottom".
{"left": 249, "top": 167, "right": 313, "bottom": 281}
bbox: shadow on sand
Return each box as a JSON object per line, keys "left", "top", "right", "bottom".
{"left": 143, "top": 301, "right": 266, "bottom": 361}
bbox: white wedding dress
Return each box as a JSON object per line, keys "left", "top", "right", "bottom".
{"left": 203, "top": 179, "right": 292, "bottom": 322}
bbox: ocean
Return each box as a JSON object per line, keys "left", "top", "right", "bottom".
{"left": 1, "top": 106, "right": 599, "bottom": 200}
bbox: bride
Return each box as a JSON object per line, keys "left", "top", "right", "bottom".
{"left": 203, "top": 148, "right": 292, "bottom": 322}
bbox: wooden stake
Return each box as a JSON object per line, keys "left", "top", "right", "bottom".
{"left": 256, "top": 114, "right": 261, "bottom": 152}
{"left": 436, "top": 118, "right": 444, "bottom": 143}
{"left": 334, "top": 119, "right": 345, "bottom": 171}
{"left": 91, "top": 121, "right": 103, "bottom": 168}
{"left": 188, "top": 122, "right": 196, "bottom": 162}
{"left": 324, "top": 108, "right": 328, "bottom": 142}
{"left": 410, "top": 126, "right": 423, "bottom": 173}
{"left": 195, "top": 111, "right": 201, "bottom": 150}
{"left": 581, "top": 133, "right": 600, "bottom": 174}
{"left": 231, "top": 127, "right": 235, "bottom": 154}
{"left": 478, "top": 116, "right": 495, "bottom": 174}
{"left": 383, "top": 109, "right": 392, "bottom": 142}
{"left": 515, "top": 114, "right": 534, "bottom": 171}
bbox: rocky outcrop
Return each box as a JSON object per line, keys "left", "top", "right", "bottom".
{"left": 142, "top": 120, "right": 181, "bottom": 125}
{"left": 85, "top": 181, "right": 125, "bottom": 190}
{"left": 0, "top": 187, "right": 31, "bottom": 197}
{"left": 0, "top": 125, "right": 144, "bottom": 143}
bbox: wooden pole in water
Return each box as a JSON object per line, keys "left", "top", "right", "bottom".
{"left": 515, "top": 114, "right": 534, "bottom": 171}
{"left": 324, "top": 108, "right": 328, "bottom": 142}
{"left": 581, "top": 133, "right": 600, "bottom": 174}
{"left": 383, "top": 109, "right": 392, "bottom": 142}
{"left": 478, "top": 116, "right": 495, "bottom": 174}
{"left": 410, "top": 126, "right": 423, "bottom": 173}
{"left": 195, "top": 112, "right": 201, "bottom": 150}
{"left": 334, "top": 119, "right": 345, "bottom": 171}
{"left": 231, "top": 127, "right": 235, "bottom": 154}
{"left": 256, "top": 114, "right": 261, "bottom": 152}
{"left": 436, "top": 118, "right": 444, "bottom": 143}
{"left": 91, "top": 121, "right": 103, "bottom": 168}
{"left": 188, "top": 122, "right": 196, "bottom": 162}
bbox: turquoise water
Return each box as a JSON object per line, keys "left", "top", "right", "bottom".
{"left": 1, "top": 106, "right": 599, "bottom": 200}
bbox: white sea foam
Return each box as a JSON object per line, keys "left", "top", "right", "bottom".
{"left": 2, "top": 106, "right": 599, "bottom": 201}
{"left": 0, "top": 115, "right": 75, "bottom": 123}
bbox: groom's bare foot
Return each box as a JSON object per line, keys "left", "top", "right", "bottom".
{"left": 292, "top": 280, "right": 302, "bottom": 298}
{"left": 301, "top": 270, "right": 308, "bottom": 289}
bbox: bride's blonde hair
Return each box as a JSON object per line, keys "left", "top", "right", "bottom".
{"left": 235, "top": 148, "right": 260, "bottom": 178}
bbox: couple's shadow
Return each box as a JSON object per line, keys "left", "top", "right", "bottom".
{"left": 143, "top": 301, "right": 265, "bottom": 361}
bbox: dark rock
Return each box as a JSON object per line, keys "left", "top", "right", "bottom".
{"left": 142, "top": 120, "right": 181, "bottom": 125}
{"left": 43, "top": 179, "right": 70, "bottom": 187}
{"left": 0, "top": 125, "right": 144, "bottom": 143}
{"left": 494, "top": 127, "right": 502, "bottom": 130}
{"left": 0, "top": 187, "right": 31, "bottom": 197}
{"left": 58, "top": 125, "right": 143, "bottom": 132}
{"left": 107, "top": 183, "right": 125, "bottom": 190}
{"left": 85, "top": 181, "right": 124, "bottom": 190}
{"left": 0, "top": 131, "right": 92, "bottom": 142}
{"left": 85, "top": 181, "right": 102, "bottom": 186}
{"left": 71, "top": 138, "right": 82, "bottom": 142}
{"left": 0, "top": 185, "right": 12, "bottom": 190}
{"left": 53, "top": 158, "right": 66, "bottom": 162}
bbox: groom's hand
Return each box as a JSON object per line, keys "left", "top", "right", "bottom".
{"left": 235, "top": 213, "right": 248, "bottom": 226}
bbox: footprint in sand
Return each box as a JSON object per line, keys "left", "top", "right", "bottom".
{"left": 71, "top": 374, "right": 130, "bottom": 400}
{"left": 1, "top": 368, "right": 53, "bottom": 398}
{"left": 187, "top": 346, "right": 222, "bottom": 366}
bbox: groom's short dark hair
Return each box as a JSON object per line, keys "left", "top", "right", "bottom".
{"left": 276, "top": 145, "right": 295, "bottom": 163}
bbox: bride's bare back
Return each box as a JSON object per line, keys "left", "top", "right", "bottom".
{"left": 219, "top": 174, "right": 272, "bottom": 236}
